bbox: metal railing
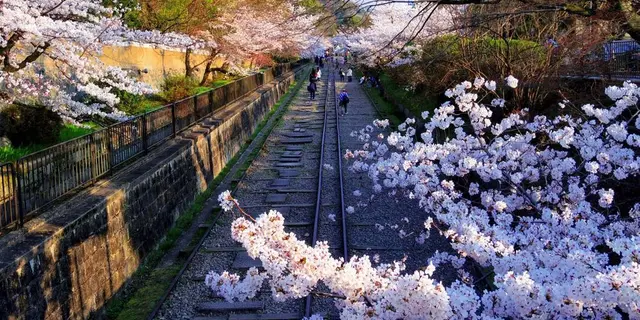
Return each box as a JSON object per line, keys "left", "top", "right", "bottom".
{"left": 601, "top": 40, "right": 640, "bottom": 77}
{"left": 0, "top": 61, "right": 304, "bottom": 232}
{"left": 563, "top": 40, "right": 640, "bottom": 79}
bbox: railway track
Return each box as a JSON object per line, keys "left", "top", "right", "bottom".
{"left": 153, "top": 66, "right": 349, "bottom": 320}
{"left": 150, "top": 64, "right": 463, "bottom": 320}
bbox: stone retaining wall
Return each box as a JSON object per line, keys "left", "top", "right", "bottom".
{"left": 0, "top": 68, "right": 303, "bottom": 320}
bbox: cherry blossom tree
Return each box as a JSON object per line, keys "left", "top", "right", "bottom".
{"left": 336, "top": 2, "right": 454, "bottom": 66}
{"left": 209, "top": 76, "right": 640, "bottom": 319}
{"left": 0, "top": 0, "right": 203, "bottom": 123}
{"left": 216, "top": 3, "right": 321, "bottom": 63}
{"left": 147, "top": 0, "right": 323, "bottom": 82}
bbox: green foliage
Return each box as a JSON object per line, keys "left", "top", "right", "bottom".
{"left": 138, "top": 0, "right": 219, "bottom": 33}
{"left": 299, "top": 0, "right": 323, "bottom": 11}
{"left": 103, "top": 0, "right": 143, "bottom": 28}
{"left": 59, "top": 124, "right": 96, "bottom": 142}
{"left": 356, "top": 70, "right": 409, "bottom": 126}
{"left": 112, "top": 266, "right": 181, "bottom": 320}
{"left": 0, "top": 122, "right": 99, "bottom": 162}
{"left": 210, "top": 79, "right": 233, "bottom": 87}
{"left": 379, "top": 73, "right": 437, "bottom": 116}
{"left": 159, "top": 74, "right": 200, "bottom": 102}
{"left": 0, "top": 145, "right": 44, "bottom": 163}
{"left": 192, "top": 86, "right": 212, "bottom": 95}
{"left": 423, "top": 35, "right": 545, "bottom": 64}
{"left": 115, "top": 90, "right": 164, "bottom": 115}
{"left": 0, "top": 104, "right": 63, "bottom": 147}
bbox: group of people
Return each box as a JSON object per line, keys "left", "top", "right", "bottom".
{"left": 338, "top": 67, "right": 353, "bottom": 82}
{"left": 307, "top": 61, "right": 350, "bottom": 115}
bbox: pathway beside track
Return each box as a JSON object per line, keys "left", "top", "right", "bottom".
{"left": 154, "top": 65, "right": 460, "bottom": 320}
{"left": 335, "top": 74, "right": 460, "bottom": 281}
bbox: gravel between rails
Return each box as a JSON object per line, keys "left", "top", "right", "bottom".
{"left": 155, "top": 66, "right": 467, "bottom": 320}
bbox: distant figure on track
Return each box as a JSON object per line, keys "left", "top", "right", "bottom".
{"left": 346, "top": 68, "right": 353, "bottom": 82}
{"left": 316, "top": 67, "right": 322, "bottom": 80}
{"left": 310, "top": 69, "right": 318, "bottom": 84}
{"left": 339, "top": 68, "right": 345, "bottom": 82}
{"left": 308, "top": 81, "right": 317, "bottom": 100}
{"left": 338, "top": 89, "right": 350, "bottom": 115}
{"left": 319, "top": 58, "right": 324, "bottom": 69}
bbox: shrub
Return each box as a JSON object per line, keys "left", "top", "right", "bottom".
{"left": 59, "top": 124, "right": 96, "bottom": 142}
{"left": 115, "top": 90, "right": 165, "bottom": 115}
{"left": 388, "top": 35, "right": 560, "bottom": 114}
{"left": 0, "top": 104, "right": 63, "bottom": 146}
{"left": 159, "top": 74, "right": 199, "bottom": 102}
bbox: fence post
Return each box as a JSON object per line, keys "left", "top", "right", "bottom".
{"left": 208, "top": 90, "right": 214, "bottom": 114}
{"left": 12, "top": 162, "right": 23, "bottom": 228}
{"left": 171, "top": 102, "right": 177, "bottom": 137}
{"left": 89, "top": 133, "right": 97, "bottom": 181}
{"left": 193, "top": 95, "right": 198, "bottom": 121}
{"left": 141, "top": 114, "right": 148, "bottom": 154}
{"left": 107, "top": 127, "right": 114, "bottom": 173}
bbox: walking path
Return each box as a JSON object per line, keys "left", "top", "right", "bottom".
{"left": 154, "top": 65, "right": 458, "bottom": 320}
{"left": 335, "top": 74, "right": 459, "bottom": 281}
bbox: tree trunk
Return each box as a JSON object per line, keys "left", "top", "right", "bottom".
{"left": 199, "top": 49, "right": 220, "bottom": 85}
{"left": 200, "top": 60, "right": 213, "bottom": 85}
{"left": 185, "top": 47, "right": 193, "bottom": 78}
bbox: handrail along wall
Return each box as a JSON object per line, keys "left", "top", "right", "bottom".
{"left": 0, "top": 62, "right": 304, "bottom": 231}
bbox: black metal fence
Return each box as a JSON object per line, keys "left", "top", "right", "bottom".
{"left": 564, "top": 39, "right": 640, "bottom": 79}
{"left": 0, "top": 62, "right": 304, "bottom": 232}
{"left": 601, "top": 40, "right": 640, "bottom": 77}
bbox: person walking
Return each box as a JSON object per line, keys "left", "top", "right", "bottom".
{"left": 307, "top": 81, "right": 317, "bottom": 100}
{"left": 338, "top": 89, "right": 350, "bottom": 115}
{"left": 309, "top": 69, "right": 318, "bottom": 84}
{"left": 316, "top": 67, "right": 322, "bottom": 80}
{"left": 346, "top": 67, "right": 353, "bottom": 82}
{"left": 339, "top": 68, "right": 345, "bottom": 82}
{"left": 319, "top": 58, "right": 324, "bottom": 69}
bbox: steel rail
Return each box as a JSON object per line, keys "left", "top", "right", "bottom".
{"left": 304, "top": 67, "right": 332, "bottom": 317}
{"left": 334, "top": 74, "right": 349, "bottom": 264}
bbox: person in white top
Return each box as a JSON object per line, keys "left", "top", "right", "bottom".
{"left": 316, "top": 68, "right": 322, "bottom": 80}
{"left": 346, "top": 68, "right": 353, "bottom": 82}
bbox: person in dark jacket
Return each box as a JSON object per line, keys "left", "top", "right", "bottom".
{"left": 338, "top": 89, "right": 349, "bottom": 115}
{"left": 308, "top": 81, "right": 317, "bottom": 100}
{"left": 309, "top": 69, "right": 318, "bottom": 83}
